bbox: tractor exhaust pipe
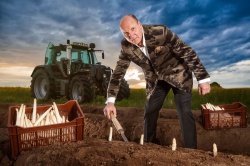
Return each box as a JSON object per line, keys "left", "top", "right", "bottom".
{"left": 66, "top": 39, "right": 72, "bottom": 75}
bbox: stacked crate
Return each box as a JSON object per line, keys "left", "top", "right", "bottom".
{"left": 201, "top": 102, "right": 247, "bottom": 129}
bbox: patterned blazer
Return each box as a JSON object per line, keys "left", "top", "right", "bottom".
{"left": 107, "top": 25, "right": 210, "bottom": 100}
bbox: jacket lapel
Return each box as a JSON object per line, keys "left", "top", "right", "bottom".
{"left": 131, "top": 45, "right": 145, "bottom": 61}
{"left": 129, "top": 25, "right": 156, "bottom": 64}
{"left": 144, "top": 26, "right": 156, "bottom": 62}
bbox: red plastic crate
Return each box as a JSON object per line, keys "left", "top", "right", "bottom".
{"left": 7, "top": 100, "right": 85, "bottom": 159}
{"left": 201, "top": 102, "right": 247, "bottom": 130}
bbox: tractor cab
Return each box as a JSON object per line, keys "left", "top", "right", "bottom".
{"left": 44, "top": 40, "right": 104, "bottom": 77}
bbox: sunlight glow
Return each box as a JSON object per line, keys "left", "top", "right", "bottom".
{"left": 124, "top": 69, "right": 143, "bottom": 81}
{"left": 0, "top": 66, "right": 33, "bottom": 77}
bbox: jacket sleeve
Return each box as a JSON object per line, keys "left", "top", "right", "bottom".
{"left": 163, "top": 26, "right": 210, "bottom": 81}
{"left": 107, "top": 50, "right": 131, "bottom": 98}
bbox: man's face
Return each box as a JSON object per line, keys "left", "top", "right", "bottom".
{"left": 120, "top": 16, "right": 143, "bottom": 46}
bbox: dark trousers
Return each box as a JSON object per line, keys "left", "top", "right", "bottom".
{"left": 143, "top": 80, "right": 197, "bottom": 149}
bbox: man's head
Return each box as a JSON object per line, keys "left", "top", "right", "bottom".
{"left": 120, "top": 14, "right": 143, "bottom": 46}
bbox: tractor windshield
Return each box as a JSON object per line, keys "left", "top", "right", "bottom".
{"left": 80, "top": 50, "right": 91, "bottom": 64}
{"left": 45, "top": 42, "right": 54, "bottom": 65}
{"left": 91, "top": 51, "right": 99, "bottom": 64}
{"left": 81, "top": 50, "right": 99, "bottom": 64}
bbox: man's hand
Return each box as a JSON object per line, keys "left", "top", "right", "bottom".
{"left": 103, "top": 102, "right": 117, "bottom": 119}
{"left": 198, "top": 82, "right": 211, "bottom": 95}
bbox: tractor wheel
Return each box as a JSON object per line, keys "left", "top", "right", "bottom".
{"left": 69, "top": 75, "right": 96, "bottom": 103}
{"left": 30, "top": 68, "right": 55, "bottom": 100}
{"left": 116, "top": 79, "right": 130, "bottom": 101}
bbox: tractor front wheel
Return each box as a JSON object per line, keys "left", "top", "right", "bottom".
{"left": 69, "top": 75, "right": 96, "bottom": 103}
{"left": 30, "top": 68, "right": 55, "bottom": 100}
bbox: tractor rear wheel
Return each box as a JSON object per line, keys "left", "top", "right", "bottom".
{"left": 116, "top": 79, "right": 130, "bottom": 101}
{"left": 69, "top": 75, "right": 96, "bottom": 103}
{"left": 30, "top": 68, "right": 55, "bottom": 100}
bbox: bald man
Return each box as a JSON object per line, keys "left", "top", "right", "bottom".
{"left": 104, "top": 14, "right": 210, "bottom": 149}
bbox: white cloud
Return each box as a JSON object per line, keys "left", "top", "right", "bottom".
{"left": 209, "top": 60, "right": 250, "bottom": 88}
{"left": 124, "top": 68, "right": 143, "bottom": 81}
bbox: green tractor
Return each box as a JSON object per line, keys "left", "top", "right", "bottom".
{"left": 30, "top": 40, "right": 130, "bottom": 103}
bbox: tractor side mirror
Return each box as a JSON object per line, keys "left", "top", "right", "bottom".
{"left": 102, "top": 52, "right": 104, "bottom": 59}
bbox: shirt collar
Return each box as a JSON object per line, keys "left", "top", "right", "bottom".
{"left": 135, "top": 28, "right": 146, "bottom": 48}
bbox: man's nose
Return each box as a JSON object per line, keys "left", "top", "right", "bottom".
{"left": 127, "top": 32, "right": 132, "bottom": 38}
{"left": 128, "top": 31, "right": 136, "bottom": 39}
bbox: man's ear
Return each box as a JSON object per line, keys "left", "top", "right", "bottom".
{"left": 138, "top": 21, "right": 142, "bottom": 26}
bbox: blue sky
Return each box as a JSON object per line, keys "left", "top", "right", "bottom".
{"left": 0, "top": 0, "right": 249, "bottom": 88}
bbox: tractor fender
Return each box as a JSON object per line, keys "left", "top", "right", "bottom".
{"left": 31, "top": 65, "right": 55, "bottom": 78}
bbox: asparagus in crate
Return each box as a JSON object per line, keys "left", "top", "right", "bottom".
{"left": 203, "top": 103, "right": 242, "bottom": 128}
{"left": 15, "top": 101, "right": 66, "bottom": 128}
{"left": 34, "top": 107, "right": 52, "bottom": 126}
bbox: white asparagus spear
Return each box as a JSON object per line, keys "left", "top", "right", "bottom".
{"left": 140, "top": 134, "right": 144, "bottom": 145}
{"left": 19, "top": 104, "right": 24, "bottom": 115}
{"left": 27, "top": 117, "right": 33, "bottom": 127}
{"left": 213, "top": 143, "right": 218, "bottom": 156}
{"left": 45, "top": 113, "right": 50, "bottom": 125}
{"left": 49, "top": 113, "right": 54, "bottom": 125}
{"left": 62, "top": 116, "right": 65, "bottom": 123}
{"left": 16, "top": 104, "right": 24, "bottom": 126}
{"left": 50, "top": 111, "right": 57, "bottom": 124}
{"left": 20, "top": 105, "right": 26, "bottom": 127}
{"left": 36, "top": 113, "right": 40, "bottom": 121}
{"left": 24, "top": 114, "right": 29, "bottom": 127}
{"left": 172, "top": 138, "right": 177, "bottom": 151}
{"left": 210, "top": 103, "right": 215, "bottom": 110}
{"left": 34, "top": 107, "right": 52, "bottom": 126}
{"left": 206, "top": 103, "right": 210, "bottom": 110}
{"left": 208, "top": 103, "right": 214, "bottom": 111}
{"left": 205, "top": 103, "right": 208, "bottom": 109}
{"left": 32, "top": 98, "right": 37, "bottom": 124}
{"left": 215, "top": 106, "right": 222, "bottom": 110}
{"left": 41, "top": 119, "right": 45, "bottom": 126}
{"left": 108, "top": 127, "right": 113, "bottom": 141}
{"left": 25, "top": 114, "right": 32, "bottom": 128}
{"left": 23, "top": 114, "right": 27, "bottom": 128}
{"left": 15, "top": 108, "right": 20, "bottom": 126}
{"left": 212, "top": 105, "right": 217, "bottom": 111}
{"left": 53, "top": 102, "right": 62, "bottom": 123}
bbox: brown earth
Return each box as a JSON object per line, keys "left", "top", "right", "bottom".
{"left": 0, "top": 103, "right": 250, "bottom": 166}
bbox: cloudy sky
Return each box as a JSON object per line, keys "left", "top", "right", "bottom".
{"left": 0, "top": 0, "right": 249, "bottom": 89}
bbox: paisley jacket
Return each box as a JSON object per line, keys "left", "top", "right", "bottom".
{"left": 107, "top": 25, "right": 210, "bottom": 100}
